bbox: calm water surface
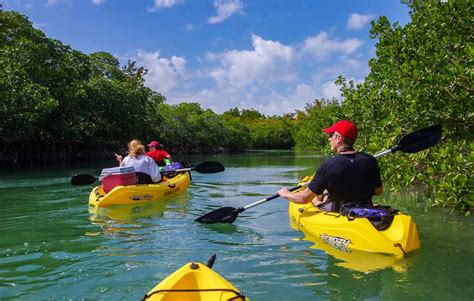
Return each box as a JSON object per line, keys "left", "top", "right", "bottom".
{"left": 1, "top": 151, "right": 473, "bottom": 300}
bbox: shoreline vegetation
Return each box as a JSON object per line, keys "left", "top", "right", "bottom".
{"left": 1, "top": 1, "right": 471, "bottom": 213}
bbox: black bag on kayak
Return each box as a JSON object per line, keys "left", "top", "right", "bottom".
{"left": 340, "top": 205, "right": 399, "bottom": 231}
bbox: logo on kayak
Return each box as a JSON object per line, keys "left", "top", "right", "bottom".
{"left": 320, "top": 233, "right": 351, "bottom": 253}
{"left": 164, "top": 186, "right": 180, "bottom": 196}
{"left": 129, "top": 195, "right": 153, "bottom": 201}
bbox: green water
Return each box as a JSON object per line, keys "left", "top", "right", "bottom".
{"left": 1, "top": 151, "right": 473, "bottom": 300}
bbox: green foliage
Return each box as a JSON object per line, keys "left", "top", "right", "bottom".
{"left": 221, "top": 108, "right": 295, "bottom": 149}
{"left": 293, "top": 0, "right": 472, "bottom": 213}
{"left": 293, "top": 99, "right": 342, "bottom": 151}
{"left": 151, "top": 103, "right": 240, "bottom": 153}
{"left": 222, "top": 118, "right": 252, "bottom": 150}
{"left": 0, "top": 11, "right": 161, "bottom": 164}
{"left": 89, "top": 51, "right": 124, "bottom": 80}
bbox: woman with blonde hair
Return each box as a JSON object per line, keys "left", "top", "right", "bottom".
{"left": 115, "top": 139, "right": 162, "bottom": 183}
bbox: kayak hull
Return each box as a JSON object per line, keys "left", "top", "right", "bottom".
{"left": 297, "top": 230, "right": 409, "bottom": 273}
{"left": 88, "top": 172, "right": 191, "bottom": 207}
{"left": 289, "top": 201, "right": 421, "bottom": 257}
{"left": 144, "top": 262, "right": 249, "bottom": 301}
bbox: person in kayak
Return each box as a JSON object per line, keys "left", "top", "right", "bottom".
{"left": 146, "top": 140, "right": 172, "bottom": 166}
{"left": 278, "top": 120, "right": 383, "bottom": 212}
{"left": 115, "top": 139, "right": 162, "bottom": 183}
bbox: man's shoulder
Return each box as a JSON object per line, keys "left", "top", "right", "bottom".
{"left": 329, "top": 152, "right": 376, "bottom": 165}
{"left": 356, "top": 151, "right": 375, "bottom": 158}
{"left": 355, "top": 152, "right": 377, "bottom": 162}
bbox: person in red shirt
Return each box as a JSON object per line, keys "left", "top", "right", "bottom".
{"left": 146, "top": 141, "right": 172, "bottom": 166}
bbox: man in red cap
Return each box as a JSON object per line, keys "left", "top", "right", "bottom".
{"left": 278, "top": 120, "right": 383, "bottom": 212}
{"left": 146, "top": 141, "right": 172, "bottom": 166}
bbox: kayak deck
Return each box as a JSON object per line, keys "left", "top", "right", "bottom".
{"left": 88, "top": 172, "right": 191, "bottom": 207}
{"left": 143, "top": 262, "right": 248, "bottom": 301}
{"left": 289, "top": 202, "right": 421, "bottom": 257}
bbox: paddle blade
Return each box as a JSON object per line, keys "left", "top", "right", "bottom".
{"left": 193, "top": 161, "right": 225, "bottom": 173}
{"left": 396, "top": 125, "right": 442, "bottom": 153}
{"left": 195, "top": 207, "right": 240, "bottom": 224}
{"left": 71, "top": 174, "right": 98, "bottom": 186}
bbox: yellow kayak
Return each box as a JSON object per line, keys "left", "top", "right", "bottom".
{"left": 88, "top": 172, "right": 190, "bottom": 207}
{"left": 143, "top": 259, "right": 249, "bottom": 301}
{"left": 289, "top": 201, "right": 421, "bottom": 257}
{"left": 289, "top": 177, "right": 421, "bottom": 257}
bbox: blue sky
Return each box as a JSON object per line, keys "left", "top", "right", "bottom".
{"left": 5, "top": 0, "right": 410, "bottom": 116}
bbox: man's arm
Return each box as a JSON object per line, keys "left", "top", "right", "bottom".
{"left": 277, "top": 187, "right": 316, "bottom": 204}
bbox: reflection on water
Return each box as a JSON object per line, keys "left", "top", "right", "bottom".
{"left": 294, "top": 231, "right": 409, "bottom": 273}
{"left": 89, "top": 200, "right": 167, "bottom": 223}
{"left": 88, "top": 192, "right": 192, "bottom": 235}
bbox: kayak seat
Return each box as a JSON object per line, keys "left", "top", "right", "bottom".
{"left": 341, "top": 205, "right": 399, "bottom": 230}
{"left": 136, "top": 172, "right": 153, "bottom": 184}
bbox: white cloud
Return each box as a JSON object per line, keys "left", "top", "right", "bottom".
{"left": 45, "top": 0, "right": 58, "bottom": 6}
{"left": 185, "top": 23, "right": 193, "bottom": 31}
{"left": 148, "top": 0, "right": 184, "bottom": 12}
{"left": 131, "top": 50, "right": 188, "bottom": 94}
{"left": 133, "top": 32, "right": 368, "bottom": 115}
{"left": 265, "top": 84, "right": 319, "bottom": 115}
{"left": 302, "top": 31, "right": 363, "bottom": 59}
{"left": 321, "top": 81, "right": 341, "bottom": 99}
{"left": 167, "top": 82, "right": 320, "bottom": 116}
{"left": 92, "top": 0, "right": 106, "bottom": 5}
{"left": 208, "top": 34, "right": 295, "bottom": 88}
{"left": 310, "top": 58, "right": 366, "bottom": 84}
{"left": 33, "top": 22, "right": 47, "bottom": 30}
{"left": 347, "top": 13, "right": 375, "bottom": 30}
{"left": 208, "top": 0, "right": 243, "bottom": 24}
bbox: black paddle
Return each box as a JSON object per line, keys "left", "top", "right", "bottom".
{"left": 70, "top": 161, "right": 225, "bottom": 186}
{"left": 195, "top": 125, "right": 442, "bottom": 224}
{"left": 174, "top": 161, "right": 225, "bottom": 174}
{"left": 373, "top": 125, "right": 442, "bottom": 158}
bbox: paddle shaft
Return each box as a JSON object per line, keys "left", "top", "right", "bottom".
{"left": 173, "top": 168, "right": 193, "bottom": 173}
{"left": 244, "top": 125, "right": 441, "bottom": 210}
{"left": 243, "top": 144, "right": 405, "bottom": 210}
{"left": 240, "top": 146, "right": 403, "bottom": 213}
{"left": 243, "top": 183, "right": 309, "bottom": 211}
{"left": 374, "top": 149, "right": 393, "bottom": 158}
{"left": 195, "top": 125, "right": 442, "bottom": 224}
{"left": 71, "top": 161, "right": 224, "bottom": 186}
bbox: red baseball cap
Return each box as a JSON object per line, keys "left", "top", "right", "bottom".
{"left": 323, "top": 120, "right": 358, "bottom": 140}
{"left": 147, "top": 141, "right": 160, "bottom": 147}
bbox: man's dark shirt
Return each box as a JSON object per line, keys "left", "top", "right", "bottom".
{"left": 308, "top": 152, "right": 382, "bottom": 209}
